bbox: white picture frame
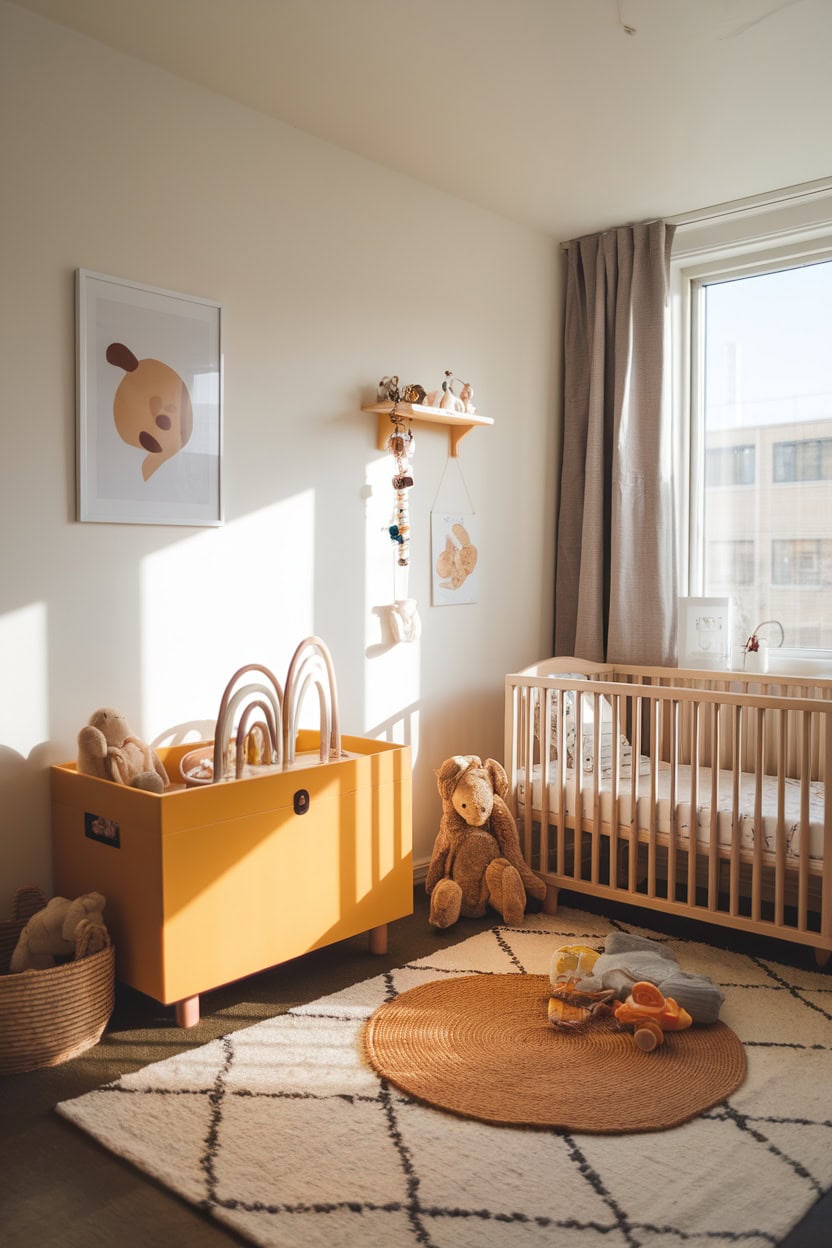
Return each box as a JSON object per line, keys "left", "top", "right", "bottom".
{"left": 677, "top": 596, "right": 733, "bottom": 670}
{"left": 76, "top": 269, "right": 223, "bottom": 525}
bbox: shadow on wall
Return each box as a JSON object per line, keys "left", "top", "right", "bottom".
{"left": 365, "top": 701, "right": 420, "bottom": 747}
{"left": 0, "top": 743, "right": 64, "bottom": 913}
{"left": 152, "top": 721, "right": 216, "bottom": 750}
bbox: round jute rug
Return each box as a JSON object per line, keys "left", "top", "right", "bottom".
{"left": 364, "top": 974, "right": 746, "bottom": 1133}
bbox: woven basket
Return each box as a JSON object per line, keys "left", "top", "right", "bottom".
{"left": 0, "top": 886, "right": 115, "bottom": 1076}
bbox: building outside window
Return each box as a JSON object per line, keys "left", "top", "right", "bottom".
{"left": 705, "top": 445, "right": 756, "bottom": 487}
{"left": 773, "top": 438, "right": 832, "bottom": 483}
{"left": 674, "top": 198, "right": 832, "bottom": 659}
{"left": 709, "top": 539, "right": 755, "bottom": 587}
{"left": 771, "top": 538, "right": 832, "bottom": 587}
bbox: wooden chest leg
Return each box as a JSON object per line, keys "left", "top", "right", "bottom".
{"left": 544, "top": 885, "right": 559, "bottom": 916}
{"left": 368, "top": 924, "right": 388, "bottom": 955}
{"left": 815, "top": 946, "right": 831, "bottom": 970}
{"left": 175, "top": 995, "right": 200, "bottom": 1028}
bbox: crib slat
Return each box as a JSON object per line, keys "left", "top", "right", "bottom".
{"left": 591, "top": 690, "right": 601, "bottom": 884}
{"left": 556, "top": 688, "right": 566, "bottom": 878}
{"left": 752, "top": 707, "right": 764, "bottom": 923}
{"left": 647, "top": 698, "right": 659, "bottom": 899}
{"left": 610, "top": 692, "right": 620, "bottom": 891}
{"left": 730, "top": 704, "right": 741, "bottom": 917}
{"left": 523, "top": 687, "right": 535, "bottom": 866}
{"left": 573, "top": 690, "right": 584, "bottom": 882}
{"left": 708, "top": 700, "right": 720, "bottom": 911}
{"left": 822, "top": 724, "right": 832, "bottom": 954}
{"left": 797, "top": 709, "right": 810, "bottom": 932}
{"left": 668, "top": 699, "right": 679, "bottom": 905}
{"left": 629, "top": 693, "right": 642, "bottom": 895}
{"left": 688, "top": 700, "right": 700, "bottom": 906}
{"left": 540, "top": 688, "right": 552, "bottom": 879}
{"left": 775, "top": 708, "right": 787, "bottom": 927}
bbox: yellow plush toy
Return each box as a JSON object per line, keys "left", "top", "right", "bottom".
{"left": 77, "top": 708, "right": 169, "bottom": 793}
{"left": 425, "top": 755, "right": 547, "bottom": 928}
{"left": 10, "top": 892, "right": 110, "bottom": 972}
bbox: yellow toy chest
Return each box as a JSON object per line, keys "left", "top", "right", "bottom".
{"left": 51, "top": 731, "right": 412, "bottom": 1023}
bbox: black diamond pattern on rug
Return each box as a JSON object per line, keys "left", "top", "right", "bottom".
{"left": 57, "top": 909, "right": 832, "bottom": 1248}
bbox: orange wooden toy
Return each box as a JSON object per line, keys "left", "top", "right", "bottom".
{"left": 614, "top": 981, "right": 693, "bottom": 1051}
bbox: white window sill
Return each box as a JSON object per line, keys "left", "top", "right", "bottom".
{"left": 729, "top": 647, "right": 832, "bottom": 679}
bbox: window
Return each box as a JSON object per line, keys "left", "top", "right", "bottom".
{"left": 709, "top": 539, "right": 755, "bottom": 586}
{"left": 673, "top": 190, "right": 832, "bottom": 660}
{"left": 773, "top": 437, "right": 832, "bottom": 483}
{"left": 705, "top": 445, "right": 755, "bottom": 486}
{"left": 771, "top": 539, "right": 832, "bottom": 587}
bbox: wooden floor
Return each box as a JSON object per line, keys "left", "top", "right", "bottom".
{"left": 0, "top": 887, "right": 828, "bottom": 1248}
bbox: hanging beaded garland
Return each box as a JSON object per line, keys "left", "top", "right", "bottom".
{"left": 386, "top": 406, "right": 415, "bottom": 568}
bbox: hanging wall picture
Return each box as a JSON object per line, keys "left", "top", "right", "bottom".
{"left": 76, "top": 270, "right": 222, "bottom": 525}
{"left": 431, "top": 512, "right": 480, "bottom": 606}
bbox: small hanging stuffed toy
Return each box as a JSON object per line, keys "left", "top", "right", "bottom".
{"left": 387, "top": 413, "right": 415, "bottom": 568}
{"left": 377, "top": 375, "right": 423, "bottom": 643}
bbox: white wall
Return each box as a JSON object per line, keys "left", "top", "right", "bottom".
{"left": 0, "top": 2, "right": 560, "bottom": 912}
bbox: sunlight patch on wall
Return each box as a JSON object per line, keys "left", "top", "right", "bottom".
{"left": 363, "top": 456, "right": 421, "bottom": 760}
{"left": 141, "top": 493, "right": 316, "bottom": 736}
{"left": 0, "top": 603, "right": 48, "bottom": 756}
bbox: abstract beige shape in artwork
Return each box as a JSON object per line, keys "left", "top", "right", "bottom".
{"left": 435, "top": 522, "right": 478, "bottom": 590}
{"left": 106, "top": 342, "right": 193, "bottom": 480}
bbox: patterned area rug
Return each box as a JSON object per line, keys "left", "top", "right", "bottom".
{"left": 57, "top": 907, "right": 832, "bottom": 1248}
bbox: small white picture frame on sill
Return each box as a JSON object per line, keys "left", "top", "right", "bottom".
{"left": 677, "top": 597, "right": 733, "bottom": 670}
{"left": 76, "top": 269, "right": 223, "bottom": 526}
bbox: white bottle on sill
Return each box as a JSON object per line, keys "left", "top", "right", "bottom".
{"left": 745, "top": 639, "right": 769, "bottom": 674}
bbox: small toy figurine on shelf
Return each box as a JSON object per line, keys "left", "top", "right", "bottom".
{"left": 458, "top": 380, "right": 476, "bottom": 414}
{"left": 377, "top": 375, "right": 400, "bottom": 403}
{"left": 376, "top": 376, "right": 427, "bottom": 407}
{"left": 424, "top": 370, "right": 476, "bottom": 413}
{"left": 439, "top": 372, "right": 465, "bottom": 413}
{"left": 613, "top": 981, "right": 693, "bottom": 1051}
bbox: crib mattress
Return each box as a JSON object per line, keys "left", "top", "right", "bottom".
{"left": 516, "top": 759, "right": 827, "bottom": 862}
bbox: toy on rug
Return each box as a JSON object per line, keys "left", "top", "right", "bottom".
{"left": 77, "top": 708, "right": 169, "bottom": 793}
{"left": 613, "top": 981, "right": 693, "bottom": 1051}
{"left": 547, "top": 981, "right": 617, "bottom": 1029}
{"left": 549, "top": 930, "right": 724, "bottom": 1024}
{"left": 10, "top": 891, "right": 110, "bottom": 972}
{"left": 425, "top": 755, "right": 547, "bottom": 928}
{"left": 550, "top": 943, "right": 602, "bottom": 982}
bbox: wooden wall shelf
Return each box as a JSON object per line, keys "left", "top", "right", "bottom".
{"left": 364, "top": 401, "right": 494, "bottom": 457}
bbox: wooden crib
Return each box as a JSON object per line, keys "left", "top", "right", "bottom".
{"left": 505, "top": 657, "right": 832, "bottom": 965}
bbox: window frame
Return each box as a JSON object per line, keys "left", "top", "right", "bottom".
{"left": 670, "top": 186, "right": 832, "bottom": 672}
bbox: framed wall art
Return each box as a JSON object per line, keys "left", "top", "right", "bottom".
{"left": 431, "top": 511, "right": 479, "bottom": 606}
{"left": 76, "top": 270, "right": 223, "bottom": 525}
{"left": 677, "top": 596, "right": 734, "bottom": 670}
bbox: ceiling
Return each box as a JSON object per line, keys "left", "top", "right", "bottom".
{"left": 9, "top": 0, "right": 832, "bottom": 238}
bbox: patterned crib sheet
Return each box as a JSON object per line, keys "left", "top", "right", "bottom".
{"left": 516, "top": 759, "right": 826, "bottom": 861}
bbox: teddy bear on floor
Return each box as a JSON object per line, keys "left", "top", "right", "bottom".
{"left": 426, "top": 755, "right": 547, "bottom": 928}
{"left": 10, "top": 892, "right": 110, "bottom": 972}
{"left": 77, "top": 708, "right": 169, "bottom": 793}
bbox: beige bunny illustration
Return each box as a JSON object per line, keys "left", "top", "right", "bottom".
{"left": 436, "top": 522, "right": 478, "bottom": 590}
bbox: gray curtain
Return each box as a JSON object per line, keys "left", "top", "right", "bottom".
{"left": 554, "top": 220, "right": 677, "bottom": 666}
